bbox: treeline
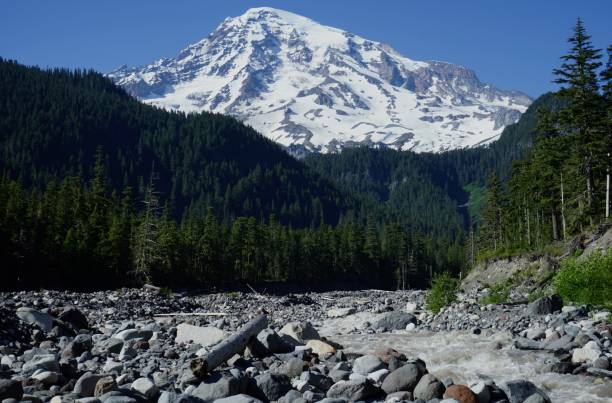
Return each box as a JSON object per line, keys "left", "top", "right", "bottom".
{"left": 0, "top": 58, "right": 349, "bottom": 228}
{"left": 0, "top": 155, "right": 464, "bottom": 290}
{"left": 479, "top": 19, "right": 611, "bottom": 254}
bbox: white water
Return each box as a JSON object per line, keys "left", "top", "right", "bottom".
{"left": 319, "top": 313, "right": 611, "bottom": 403}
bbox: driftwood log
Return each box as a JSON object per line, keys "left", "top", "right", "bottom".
{"left": 191, "top": 314, "right": 268, "bottom": 377}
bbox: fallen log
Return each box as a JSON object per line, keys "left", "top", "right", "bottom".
{"left": 154, "top": 312, "right": 227, "bottom": 317}
{"left": 191, "top": 314, "right": 268, "bottom": 377}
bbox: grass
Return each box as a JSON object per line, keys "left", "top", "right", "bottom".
{"left": 554, "top": 250, "right": 612, "bottom": 309}
{"left": 427, "top": 272, "right": 458, "bottom": 314}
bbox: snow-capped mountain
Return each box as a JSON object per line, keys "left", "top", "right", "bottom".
{"left": 109, "top": 7, "right": 532, "bottom": 155}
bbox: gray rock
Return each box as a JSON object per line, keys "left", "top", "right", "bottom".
{"left": 74, "top": 372, "right": 109, "bottom": 397}
{"left": 278, "top": 357, "right": 307, "bottom": 378}
{"left": 279, "top": 322, "right": 320, "bottom": 344}
{"left": 514, "top": 338, "right": 542, "bottom": 350}
{"left": 96, "top": 338, "right": 124, "bottom": 355}
{"left": 0, "top": 379, "right": 23, "bottom": 400}
{"left": 16, "top": 307, "right": 54, "bottom": 332}
{"left": 301, "top": 371, "right": 334, "bottom": 392}
{"left": 498, "top": 380, "right": 550, "bottom": 403}
{"left": 523, "top": 393, "right": 548, "bottom": 403}
{"left": 157, "top": 392, "right": 201, "bottom": 403}
{"left": 587, "top": 367, "right": 612, "bottom": 378}
{"left": 256, "top": 329, "right": 292, "bottom": 354}
{"left": 527, "top": 295, "right": 563, "bottom": 315}
{"left": 385, "top": 391, "right": 412, "bottom": 402}
{"left": 214, "top": 395, "right": 264, "bottom": 403}
{"left": 22, "top": 354, "right": 60, "bottom": 376}
{"left": 130, "top": 378, "right": 158, "bottom": 401}
{"left": 470, "top": 382, "right": 490, "bottom": 403}
{"left": 372, "top": 311, "right": 417, "bottom": 331}
{"left": 327, "top": 308, "right": 356, "bottom": 318}
{"left": 326, "top": 379, "right": 379, "bottom": 401}
{"left": 191, "top": 372, "right": 244, "bottom": 402}
{"left": 278, "top": 390, "right": 302, "bottom": 403}
{"left": 413, "top": 374, "right": 444, "bottom": 400}
{"left": 114, "top": 329, "right": 153, "bottom": 342}
{"left": 58, "top": 306, "right": 89, "bottom": 330}
{"left": 381, "top": 363, "right": 424, "bottom": 394}
{"left": 176, "top": 324, "right": 227, "bottom": 347}
{"left": 254, "top": 373, "right": 292, "bottom": 402}
{"left": 352, "top": 355, "right": 386, "bottom": 375}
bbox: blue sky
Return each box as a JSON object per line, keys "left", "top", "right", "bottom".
{"left": 1, "top": 0, "right": 610, "bottom": 97}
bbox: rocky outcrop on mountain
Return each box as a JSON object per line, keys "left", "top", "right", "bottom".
{"left": 109, "top": 7, "right": 531, "bottom": 156}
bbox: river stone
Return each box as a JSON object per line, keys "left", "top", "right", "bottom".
{"left": 306, "top": 340, "right": 337, "bottom": 356}
{"left": 413, "top": 374, "right": 444, "bottom": 400}
{"left": 32, "top": 371, "right": 60, "bottom": 385}
{"left": 191, "top": 372, "right": 243, "bottom": 402}
{"left": 58, "top": 306, "right": 89, "bottom": 330}
{"left": 22, "top": 354, "right": 60, "bottom": 376}
{"left": 470, "top": 382, "right": 490, "bottom": 403}
{"left": 131, "top": 378, "right": 158, "bottom": 400}
{"left": 254, "top": 373, "right": 292, "bottom": 401}
{"left": 327, "top": 308, "right": 356, "bottom": 318}
{"left": 301, "top": 371, "right": 334, "bottom": 392}
{"left": 74, "top": 373, "right": 109, "bottom": 397}
{"left": 278, "top": 357, "right": 307, "bottom": 378}
{"left": 381, "top": 363, "right": 423, "bottom": 394}
{"left": 16, "top": 307, "right": 54, "bottom": 332}
{"left": 114, "top": 329, "right": 153, "bottom": 342}
{"left": 498, "top": 380, "right": 550, "bottom": 403}
{"left": 366, "top": 368, "right": 390, "bottom": 384}
{"left": 62, "top": 334, "right": 94, "bottom": 359}
{"left": 214, "top": 395, "right": 264, "bottom": 403}
{"left": 0, "top": 379, "right": 23, "bottom": 400}
{"left": 94, "top": 377, "right": 117, "bottom": 398}
{"left": 353, "top": 354, "right": 386, "bottom": 375}
{"left": 571, "top": 341, "right": 601, "bottom": 363}
{"left": 527, "top": 295, "right": 563, "bottom": 315}
{"left": 443, "top": 384, "right": 478, "bottom": 403}
{"left": 372, "top": 311, "right": 417, "bottom": 331}
{"left": 385, "top": 391, "right": 412, "bottom": 402}
{"left": 279, "top": 322, "right": 320, "bottom": 343}
{"left": 256, "top": 329, "right": 292, "bottom": 354}
{"left": 523, "top": 394, "right": 548, "bottom": 403}
{"left": 326, "top": 379, "right": 379, "bottom": 401}
{"left": 176, "top": 324, "right": 227, "bottom": 347}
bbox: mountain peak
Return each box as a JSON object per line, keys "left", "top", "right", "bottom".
{"left": 108, "top": 8, "right": 531, "bottom": 156}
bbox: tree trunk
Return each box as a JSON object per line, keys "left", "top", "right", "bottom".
{"left": 190, "top": 315, "right": 268, "bottom": 378}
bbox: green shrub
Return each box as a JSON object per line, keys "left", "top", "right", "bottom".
{"left": 528, "top": 289, "right": 547, "bottom": 303}
{"left": 427, "top": 273, "right": 458, "bottom": 314}
{"left": 479, "top": 281, "right": 511, "bottom": 305}
{"left": 554, "top": 250, "right": 612, "bottom": 309}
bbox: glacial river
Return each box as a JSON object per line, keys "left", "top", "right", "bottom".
{"left": 319, "top": 312, "right": 611, "bottom": 403}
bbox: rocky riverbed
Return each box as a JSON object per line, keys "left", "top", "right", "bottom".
{"left": 0, "top": 288, "right": 610, "bottom": 403}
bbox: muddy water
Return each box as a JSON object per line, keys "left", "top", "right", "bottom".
{"left": 319, "top": 315, "right": 611, "bottom": 402}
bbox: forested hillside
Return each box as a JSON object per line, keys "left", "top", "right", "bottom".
{"left": 478, "top": 20, "right": 611, "bottom": 256}
{"left": 0, "top": 58, "right": 349, "bottom": 228}
{"left": 0, "top": 59, "right": 462, "bottom": 290}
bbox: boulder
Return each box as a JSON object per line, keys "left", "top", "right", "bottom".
{"left": 443, "top": 385, "right": 478, "bottom": 403}
{"left": 381, "top": 363, "right": 424, "bottom": 394}
{"left": 0, "top": 379, "right": 23, "bottom": 400}
{"left": 279, "top": 322, "right": 320, "bottom": 344}
{"left": 130, "top": 378, "right": 158, "bottom": 400}
{"left": 58, "top": 306, "right": 89, "bottom": 330}
{"left": 176, "top": 324, "right": 227, "bottom": 347}
{"left": 22, "top": 354, "right": 60, "bottom": 376}
{"left": 16, "top": 307, "right": 54, "bottom": 332}
{"left": 413, "top": 374, "right": 445, "bottom": 400}
{"left": 277, "top": 357, "right": 307, "bottom": 378}
{"left": 527, "top": 295, "right": 563, "bottom": 315}
{"left": 256, "top": 329, "right": 292, "bottom": 354}
{"left": 372, "top": 311, "right": 417, "bottom": 331}
{"left": 191, "top": 372, "right": 244, "bottom": 402}
{"left": 374, "top": 348, "right": 406, "bottom": 364}
{"left": 214, "top": 395, "right": 264, "bottom": 403}
{"left": 94, "top": 377, "right": 117, "bottom": 398}
{"left": 353, "top": 354, "right": 386, "bottom": 375}
{"left": 571, "top": 341, "right": 602, "bottom": 363}
{"left": 74, "top": 373, "right": 110, "bottom": 397}
{"left": 327, "top": 308, "right": 356, "bottom": 318}
{"left": 498, "top": 380, "right": 551, "bottom": 403}
{"left": 254, "top": 373, "right": 292, "bottom": 402}
{"left": 326, "top": 379, "right": 380, "bottom": 401}
{"left": 114, "top": 329, "right": 153, "bottom": 342}
{"left": 306, "top": 340, "right": 337, "bottom": 356}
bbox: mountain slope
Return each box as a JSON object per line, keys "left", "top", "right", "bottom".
{"left": 0, "top": 58, "right": 351, "bottom": 227}
{"left": 109, "top": 7, "right": 531, "bottom": 156}
{"left": 305, "top": 93, "right": 561, "bottom": 232}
